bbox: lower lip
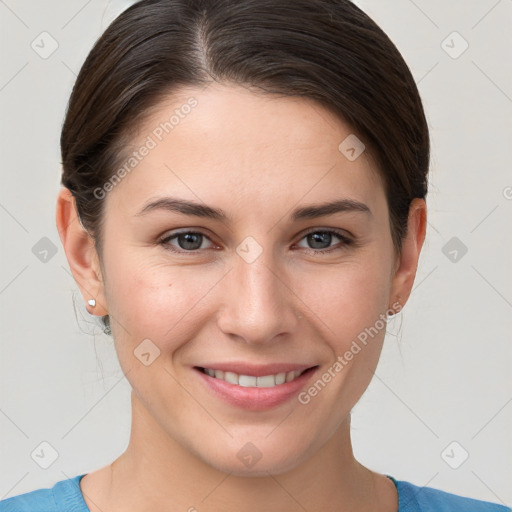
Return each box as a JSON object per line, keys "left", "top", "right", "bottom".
{"left": 194, "top": 367, "right": 318, "bottom": 411}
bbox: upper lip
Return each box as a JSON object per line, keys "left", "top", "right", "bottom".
{"left": 194, "top": 362, "right": 317, "bottom": 377}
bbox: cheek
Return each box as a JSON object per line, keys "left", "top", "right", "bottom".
{"left": 294, "top": 262, "right": 391, "bottom": 426}
{"left": 297, "top": 257, "right": 392, "bottom": 343}
{"left": 103, "top": 260, "right": 215, "bottom": 407}
{"left": 103, "top": 256, "right": 219, "bottom": 348}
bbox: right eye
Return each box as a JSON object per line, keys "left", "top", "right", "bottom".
{"left": 159, "top": 231, "right": 216, "bottom": 253}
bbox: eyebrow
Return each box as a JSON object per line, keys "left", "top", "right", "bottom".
{"left": 135, "top": 197, "right": 372, "bottom": 221}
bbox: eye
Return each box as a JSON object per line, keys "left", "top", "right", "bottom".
{"left": 159, "top": 231, "right": 215, "bottom": 253}
{"left": 159, "top": 228, "right": 353, "bottom": 255}
{"left": 295, "top": 229, "right": 353, "bottom": 254}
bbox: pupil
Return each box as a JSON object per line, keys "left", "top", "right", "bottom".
{"left": 180, "top": 233, "right": 201, "bottom": 250}
{"left": 309, "top": 232, "right": 330, "bottom": 249}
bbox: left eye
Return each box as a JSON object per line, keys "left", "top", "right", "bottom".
{"left": 295, "top": 230, "right": 352, "bottom": 252}
{"left": 159, "top": 229, "right": 351, "bottom": 254}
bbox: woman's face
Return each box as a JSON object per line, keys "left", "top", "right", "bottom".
{"left": 83, "top": 83, "right": 419, "bottom": 475}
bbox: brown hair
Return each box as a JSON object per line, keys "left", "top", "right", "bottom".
{"left": 60, "top": 0, "right": 430, "bottom": 333}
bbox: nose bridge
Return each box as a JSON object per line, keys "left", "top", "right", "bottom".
{"left": 217, "top": 239, "right": 298, "bottom": 344}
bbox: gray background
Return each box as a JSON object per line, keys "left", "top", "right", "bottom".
{"left": 1, "top": 0, "right": 511, "bottom": 506}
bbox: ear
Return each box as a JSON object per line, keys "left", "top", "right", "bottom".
{"left": 389, "top": 198, "right": 427, "bottom": 313}
{"left": 56, "top": 187, "right": 108, "bottom": 317}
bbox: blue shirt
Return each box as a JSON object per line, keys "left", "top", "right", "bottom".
{"left": 0, "top": 474, "right": 510, "bottom": 511}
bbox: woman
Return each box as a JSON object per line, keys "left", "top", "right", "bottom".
{"left": 1, "top": 0, "right": 509, "bottom": 511}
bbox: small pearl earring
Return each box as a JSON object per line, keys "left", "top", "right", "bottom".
{"left": 88, "top": 299, "right": 96, "bottom": 307}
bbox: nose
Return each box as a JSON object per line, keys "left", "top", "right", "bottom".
{"left": 216, "top": 249, "right": 301, "bottom": 346}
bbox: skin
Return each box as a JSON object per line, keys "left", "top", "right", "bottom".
{"left": 56, "top": 82, "right": 426, "bottom": 512}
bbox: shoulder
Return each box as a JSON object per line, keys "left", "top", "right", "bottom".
{"left": 0, "top": 474, "right": 88, "bottom": 512}
{"left": 392, "top": 478, "right": 511, "bottom": 512}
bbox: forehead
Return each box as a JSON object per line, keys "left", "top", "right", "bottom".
{"left": 108, "top": 82, "right": 385, "bottom": 214}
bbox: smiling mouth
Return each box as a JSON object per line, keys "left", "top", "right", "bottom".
{"left": 195, "top": 366, "right": 318, "bottom": 388}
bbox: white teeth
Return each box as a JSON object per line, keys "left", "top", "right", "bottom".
{"left": 224, "top": 371, "right": 238, "bottom": 385}
{"left": 202, "top": 368, "right": 305, "bottom": 387}
{"left": 256, "top": 375, "right": 275, "bottom": 387}
{"left": 275, "top": 372, "right": 286, "bottom": 385}
{"left": 285, "top": 371, "right": 296, "bottom": 383}
{"left": 239, "top": 375, "right": 257, "bottom": 387}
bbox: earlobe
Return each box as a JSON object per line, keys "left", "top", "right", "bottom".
{"left": 55, "top": 187, "right": 108, "bottom": 316}
{"left": 389, "top": 198, "right": 427, "bottom": 310}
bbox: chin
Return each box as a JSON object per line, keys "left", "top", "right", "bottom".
{"left": 198, "top": 438, "right": 307, "bottom": 477}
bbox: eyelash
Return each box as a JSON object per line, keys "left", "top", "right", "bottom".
{"left": 158, "top": 228, "right": 354, "bottom": 256}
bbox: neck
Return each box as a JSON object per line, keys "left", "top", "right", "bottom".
{"left": 98, "top": 391, "right": 387, "bottom": 512}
